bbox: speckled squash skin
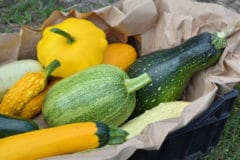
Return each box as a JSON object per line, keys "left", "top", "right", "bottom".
{"left": 127, "top": 32, "right": 224, "bottom": 117}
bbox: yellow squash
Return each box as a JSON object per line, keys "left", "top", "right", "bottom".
{"left": 20, "top": 78, "right": 61, "bottom": 119}
{"left": 0, "top": 60, "right": 60, "bottom": 117}
{"left": 0, "top": 122, "right": 128, "bottom": 160}
{"left": 37, "top": 18, "right": 108, "bottom": 78}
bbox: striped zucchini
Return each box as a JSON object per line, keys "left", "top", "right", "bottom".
{"left": 43, "top": 64, "right": 152, "bottom": 127}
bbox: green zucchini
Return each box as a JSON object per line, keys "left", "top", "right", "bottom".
{"left": 0, "top": 114, "right": 39, "bottom": 138}
{"left": 127, "top": 32, "right": 227, "bottom": 117}
{"left": 43, "top": 64, "right": 152, "bottom": 127}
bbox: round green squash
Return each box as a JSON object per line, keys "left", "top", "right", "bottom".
{"left": 43, "top": 64, "right": 151, "bottom": 127}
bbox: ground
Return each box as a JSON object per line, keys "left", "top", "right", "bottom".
{"left": 0, "top": 0, "right": 119, "bottom": 32}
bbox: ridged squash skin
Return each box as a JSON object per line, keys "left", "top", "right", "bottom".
{"left": 127, "top": 32, "right": 226, "bottom": 117}
{"left": 43, "top": 64, "right": 150, "bottom": 127}
{"left": 0, "top": 59, "right": 43, "bottom": 102}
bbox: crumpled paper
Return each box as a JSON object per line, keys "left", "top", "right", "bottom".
{"left": 0, "top": 0, "right": 240, "bottom": 160}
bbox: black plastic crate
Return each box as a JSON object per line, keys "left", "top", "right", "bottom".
{"left": 129, "top": 89, "right": 239, "bottom": 160}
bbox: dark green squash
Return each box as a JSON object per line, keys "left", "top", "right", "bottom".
{"left": 127, "top": 32, "right": 227, "bottom": 117}
{"left": 0, "top": 114, "right": 39, "bottom": 138}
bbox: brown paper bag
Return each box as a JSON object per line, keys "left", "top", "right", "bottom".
{"left": 1, "top": 0, "right": 240, "bottom": 160}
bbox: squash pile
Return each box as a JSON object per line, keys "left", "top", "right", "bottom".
{"left": 0, "top": 17, "right": 229, "bottom": 159}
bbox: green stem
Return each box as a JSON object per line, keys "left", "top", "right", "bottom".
{"left": 212, "top": 21, "right": 240, "bottom": 50}
{"left": 108, "top": 126, "right": 129, "bottom": 145}
{"left": 211, "top": 32, "right": 227, "bottom": 50}
{"left": 50, "top": 28, "right": 75, "bottom": 44}
{"left": 125, "top": 73, "right": 152, "bottom": 93}
{"left": 44, "top": 59, "right": 61, "bottom": 78}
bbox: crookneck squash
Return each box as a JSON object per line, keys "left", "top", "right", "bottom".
{"left": 0, "top": 60, "right": 60, "bottom": 117}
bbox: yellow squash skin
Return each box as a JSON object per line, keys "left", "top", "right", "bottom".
{"left": 0, "top": 122, "right": 99, "bottom": 160}
{"left": 37, "top": 18, "right": 108, "bottom": 78}
{"left": 20, "top": 78, "right": 61, "bottom": 119}
{"left": 0, "top": 60, "right": 60, "bottom": 117}
{"left": 103, "top": 43, "right": 137, "bottom": 71}
{"left": 0, "top": 72, "right": 46, "bottom": 116}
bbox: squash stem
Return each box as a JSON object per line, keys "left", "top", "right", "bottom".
{"left": 108, "top": 126, "right": 129, "bottom": 145}
{"left": 212, "top": 21, "right": 240, "bottom": 50}
{"left": 211, "top": 32, "right": 227, "bottom": 50}
{"left": 44, "top": 59, "right": 61, "bottom": 78}
{"left": 50, "top": 28, "right": 75, "bottom": 44}
{"left": 125, "top": 73, "right": 152, "bottom": 93}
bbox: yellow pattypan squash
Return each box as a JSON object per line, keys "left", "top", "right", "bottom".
{"left": 37, "top": 18, "right": 108, "bottom": 78}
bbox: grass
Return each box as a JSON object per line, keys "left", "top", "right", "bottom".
{"left": 0, "top": 0, "right": 63, "bottom": 32}
{"left": 0, "top": 0, "right": 118, "bottom": 32}
{"left": 0, "top": 0, "right": 239, "bottom": 159}
{"left": 202, "top": 92, "right": 240, "bottom": 160}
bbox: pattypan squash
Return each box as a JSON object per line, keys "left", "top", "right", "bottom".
{"left": 37, "top": 18, "right": 108, "bottom": 78}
